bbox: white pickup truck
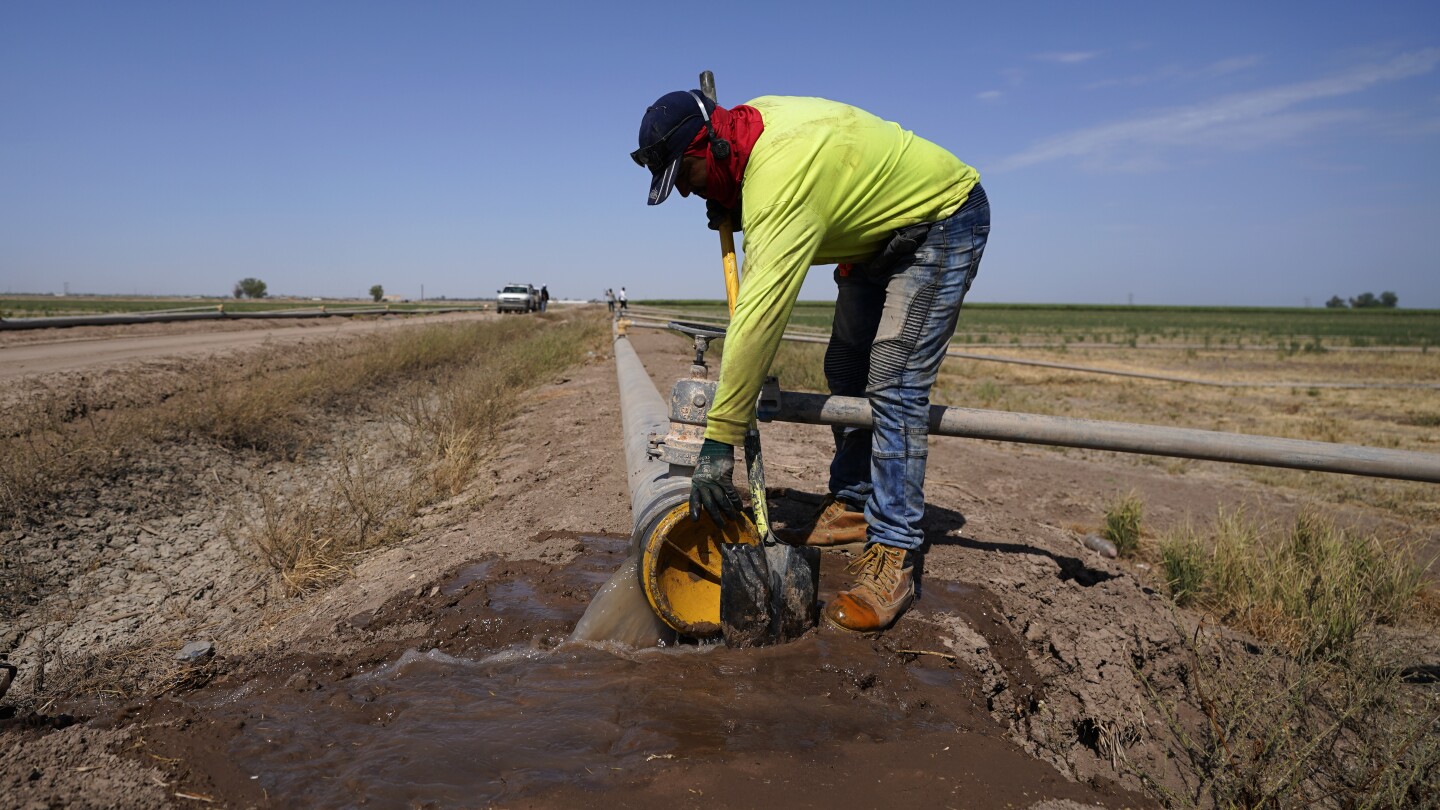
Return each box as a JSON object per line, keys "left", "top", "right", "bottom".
{"left": 495, "top": 283, "right": 540, "bottom": 314}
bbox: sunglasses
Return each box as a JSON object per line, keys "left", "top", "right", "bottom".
{"left": 630, "top": 112, "right": 700, "bottom": 171}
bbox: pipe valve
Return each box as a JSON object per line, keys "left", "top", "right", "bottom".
{"left": 651, "top": 321, "right": 727, "bottom": 468}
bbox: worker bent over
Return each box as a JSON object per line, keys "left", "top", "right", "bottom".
{"left": 633, "top": 90, "right": 989, "bottom": 633}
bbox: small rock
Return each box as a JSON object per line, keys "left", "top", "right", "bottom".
{"left": 1081, "top": 534, "right": 1118, "bottom": 558}
{"left": 176, "top": 640, "right": 215, "bottom": 663}
{"left": 1029, "top": 723, "right": 1049, "bottom": 746}
{"left": 428, "top": 585, "right": 440, "bottom": 598}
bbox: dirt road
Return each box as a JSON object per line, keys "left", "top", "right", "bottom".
{"left": 0, "top": 311, "right": 497, "bottom": 380}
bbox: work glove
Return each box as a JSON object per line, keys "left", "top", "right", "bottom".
{"left": 705, "top": 198, "right": 743, "bottom": 232}
{"left": 689, "top": 438, "right": 742, "bottom": 525}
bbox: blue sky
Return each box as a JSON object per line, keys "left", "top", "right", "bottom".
{"left": 2, "top": 1, "right": 1438, "bottom": 307}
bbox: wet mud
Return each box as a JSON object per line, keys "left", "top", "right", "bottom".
{"left": 102, "top": 536, "right": 1142, "bottom": 808}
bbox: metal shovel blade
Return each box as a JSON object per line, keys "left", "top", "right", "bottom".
{"left": 719, "top": 542, "right": 773, "bottom": 647}
{"left": 766, "top": 541, "right": 820, "bottom": 642}
{"left": 716, "top": 427, "right": 821, "bottom": 647}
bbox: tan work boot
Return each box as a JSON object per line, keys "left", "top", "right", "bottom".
{"left": 823, "top": 543, "right": 915, "bottom": 633}
{"left": 780, "top": 496, "right": 867, "bottom": 547}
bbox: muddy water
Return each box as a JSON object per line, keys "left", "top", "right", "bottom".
{"left": 174, "top": 537, "right": 1134, "bottom": 808}
{"left": 569, "top": 552, "right": 678, "bottom": 647}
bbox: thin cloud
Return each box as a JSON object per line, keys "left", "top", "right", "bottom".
{"left": 1086, "top": 55, "right": 1263, "bottom": 90}
{"left": 1199, "top": 55, "right": 1264, "bottom": 77}
{"left": 977, "top": 90, "right": 1003, "bottom": 101}
{"left": 1036, "top": 51, "right": 1100, "bottom": 64}
{"left": 998, "top": 49, "right": 1440, "bottom": 171}
{"left": 1086, "top": 65, "right": 1182, "bottom": 91}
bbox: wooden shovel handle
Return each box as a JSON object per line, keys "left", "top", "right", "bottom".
{"left": 720, "top": 225, "right": 740, "bottom": 317}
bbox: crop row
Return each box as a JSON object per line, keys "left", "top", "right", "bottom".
{"left": 640, "top": 300, "right": 1440, "bottom": 347}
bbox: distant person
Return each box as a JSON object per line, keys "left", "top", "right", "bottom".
{"left": 539, "top": 285, "right": 550, "bottom": 312}
{"left": 632, "top": 89, "right": 988, "bottom": 633}
{"left": 605, "top": 288, "right": 616, "bottom": 313}
{"left": 618, "top": 287, "right": 628, "bottom": 312}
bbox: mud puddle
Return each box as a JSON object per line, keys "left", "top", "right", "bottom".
{"left": 123, "top": 536, "right": 1140, "bottom": 808}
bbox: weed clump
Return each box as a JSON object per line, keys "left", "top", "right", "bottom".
{"left": 1141, "top": 510, "right": 1439, "bottom": 807}
{"left": 1158, "top": 536, "right": 1206, "bottom": 607}
{"left": 1157, "top": 510, "right": 1424, "bottom": 656}
{"left": 1102, "top": 491, "right": 1144, "bottom": 557}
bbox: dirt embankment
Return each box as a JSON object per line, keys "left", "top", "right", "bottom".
{"left": 3, "top": 315, "right": 1436, "bottom": 808}
{"left": 0, "top": 310, "right": 498, "bottom": 382}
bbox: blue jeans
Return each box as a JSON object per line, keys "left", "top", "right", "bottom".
{"left": 825, "top": 184, "right": 989, "bottom": 552}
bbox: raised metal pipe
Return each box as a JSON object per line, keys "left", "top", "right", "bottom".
{"left": 613, "top": 331, "right": 693, "bottom": 548}
{"left": 769, "top": 392, "right": 1440, "bottom": 484}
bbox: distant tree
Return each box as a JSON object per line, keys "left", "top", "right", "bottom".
{"left": 369, "top": 284, "right": 384, "bottom": 303}
{"left": 1350, "top": 292, "right": 1379, "bottom": 308}
{"left": 1325, "top": 295, "right": 1347, "bottom": 309}
{"left": 235, "top": 278, "right": 268, "bottom": 299}
{"left": 1380, "top": 291, "right": 1398, "bottom": 308}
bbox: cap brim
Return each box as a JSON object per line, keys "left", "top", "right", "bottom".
{"left": 646, "top": 156, "right": 681, "bottom": 206}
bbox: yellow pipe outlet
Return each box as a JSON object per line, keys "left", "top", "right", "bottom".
{"left": 640, "top": 503, "right": 758, "bottom": 639}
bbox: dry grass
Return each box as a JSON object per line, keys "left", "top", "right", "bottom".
{"left": 232, "top": 314, "right": 605, "bottom": 591}
{"left": 1103, "top": 491, "right": 1145, "bottom": 557}
{"left": 3, "top": 313, "right": 607, "bottom": 599}
{"left": 766, "top": 341, "right": 829, "bottom": 393}
{"left": 1139, "top": 508, "right": 1440, "bottom": 807}
{"left": 2, "top": 316, "right": 597, "bottom": 520}
{"left": 41, "top": 632, "right": 207, "bottom": 703}
{"left": 1157, "top": 510, "right": 1427, "bottom": 657}
{"left": 1140, "top": 627, "right": 1440, "bottom": 809}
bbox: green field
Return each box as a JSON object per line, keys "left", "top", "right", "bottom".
{"left": 0, "top": 296, "right": 486, "bottom": 319}
{"left": 637, "top": 300, "right": 1440, "bottom": 348}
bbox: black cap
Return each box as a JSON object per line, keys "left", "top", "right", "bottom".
{"left": 633, "top": 90, "right": 711, "bottom": 205}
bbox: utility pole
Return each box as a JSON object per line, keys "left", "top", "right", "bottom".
{"left": 420, "top": 284, "right": 425, "bottom": 301}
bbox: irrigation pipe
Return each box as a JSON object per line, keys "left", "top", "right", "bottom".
{"left": 624, "top": 317, "right": 1439, "bottom": 391}
{"left": 766, "top": 391, "right": 1440, "bottom": 484}
{"left": 0, "top": 305, "right": 490, "bottom": 331}
{"left": 616, "top": 314, "right": 1440, "bottom": 484}
{"left": 613, "top": 324, "right": 693, "bottom": 550}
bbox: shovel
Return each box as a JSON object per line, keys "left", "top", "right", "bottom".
{"left": 700, "top": 71, "right": 819, "bottom": 647}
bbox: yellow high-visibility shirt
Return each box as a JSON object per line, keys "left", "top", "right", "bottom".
{"left": 704, "top": 95, "right": 979, "bottom": 445}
